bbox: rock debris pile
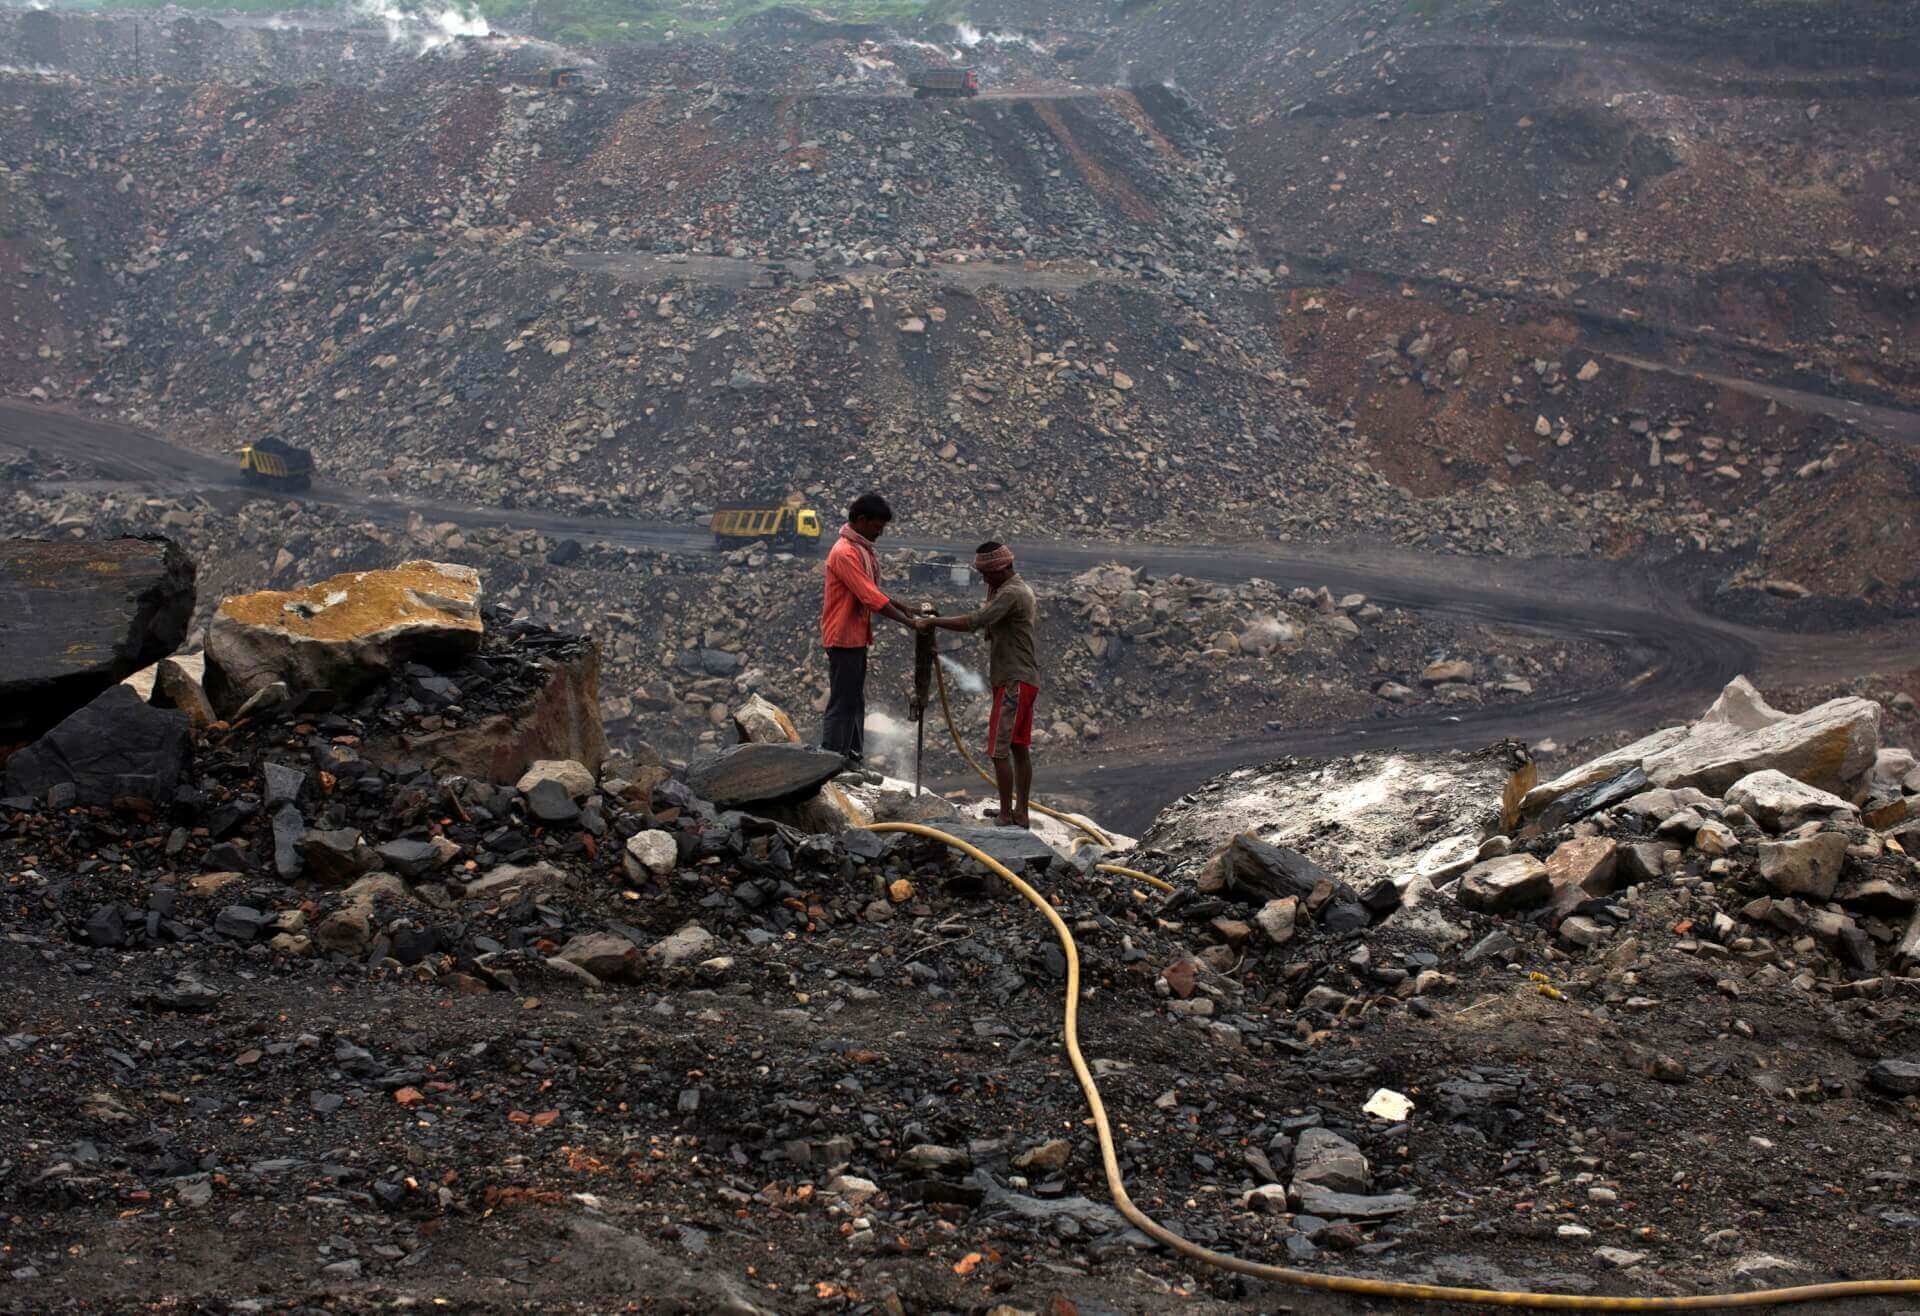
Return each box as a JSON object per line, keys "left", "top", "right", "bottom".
{"left": 3, "top": 538, "right": 1919, "bottom": 1309}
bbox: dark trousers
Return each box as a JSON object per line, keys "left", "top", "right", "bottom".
{"left": 822, "top": 646, "right": 868, "bottom": 759}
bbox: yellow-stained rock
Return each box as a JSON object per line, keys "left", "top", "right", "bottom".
{"left": 205, "top": 561, "right": 482, "bottom": 715}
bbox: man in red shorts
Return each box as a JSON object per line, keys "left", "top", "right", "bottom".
{"left": 918, "top": 541, "right": 1040, "bottom": 827}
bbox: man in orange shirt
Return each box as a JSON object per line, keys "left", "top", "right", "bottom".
{"left": 821, "top": 492, "right": 915, "bottom": 764}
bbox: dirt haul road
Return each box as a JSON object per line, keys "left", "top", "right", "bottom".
{"left": 5, "top": 400, "right": 1913, "bottom": 829}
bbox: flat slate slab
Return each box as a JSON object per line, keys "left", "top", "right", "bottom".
{"left": 686, "top": 743, "right": 847, "bottom": 809}
{"left": 0, "top": 537, "right": 195, "bottom": 740}
{"left": 927, "top": 823, "right": 1063, "bottom": 873}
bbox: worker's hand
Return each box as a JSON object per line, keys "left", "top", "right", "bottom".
{"left": 913, "top": 616, "right": 934, "bottom": 632}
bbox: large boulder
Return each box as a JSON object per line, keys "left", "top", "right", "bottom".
{"left": 0, "top": 537, "right": 195, "bottom": 741}
{"left": 204, "top": 561, "right": 482, "bottom": 716}
{"left": 1645, "top": 698, "right": 1880, "bottom": 798}
{"left": 732, "top": 692, "right": 868, "bottom": 828}
{"left": 1522, "top": 677, "right": 1881, "bottom": 816}
{"left": 3, "top": 684, "right": 190, "bottom": 805}
{"left": 686, "top": 742, "right": 847, "bottom": 810}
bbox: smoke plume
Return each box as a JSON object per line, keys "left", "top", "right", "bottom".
{"left": 352, "top": 0, "right": 490, "bottom": 54}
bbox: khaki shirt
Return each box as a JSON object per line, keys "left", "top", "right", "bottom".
{"left": 964, "top": 575, "right": 1040, "bottom": 690}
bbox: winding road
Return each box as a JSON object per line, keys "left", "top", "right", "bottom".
{"left": 4, "top": 400, "right": 1913, "bottom": 831}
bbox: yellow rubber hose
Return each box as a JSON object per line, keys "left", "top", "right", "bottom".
{"left": 1094, "top": 861, "right": 1175, "bottom": 894}
{"left": 863, "top": 820, "right": 1920, "bottom": 1309}
{"left": 934, "top": 658, "right": 1116, "bottom": 848}
{"left": 932, "top": 659, "right": 1173, "bottom": 892}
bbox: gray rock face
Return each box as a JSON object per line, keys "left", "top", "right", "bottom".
{"left": 1218, "top": 832, "right": 1335, "bottom": 901}
{"left": 377, "top": 838, "right": 440, "bottom": 878}
{"left": 646, "top": 923, "right": 717, "bottom": 966}
{"left": 0, "top": 536, "right": 196, "bottom": 740}
{"left": 525, "top": 777, "right": 580, "bottom": 823}
{"left": 1291, "top": 1127, "right": 1370, "bottom": 1195}
{"left": 1457, "top": 854, "right": 1551, "bottom": 912}
{"left": 1756, "top": 832, "right": 1851, "bottom": 901}
{"left": 1866, "top": 1059, "right": 1920, "bottom": 1097}
{"left": 685, "top": 742, "right": 846, "bottom": 809}
{"left": 1293, "top": 1184, "right": 1417, "bottom": 1219}
{"left": 1645, "top": 695, "right": 1880, "bottom": 797}
{"left": 464, "top": 862, "right": 563, "bottom": 900}
{"left": 3, "top": 684, "right": 190, "bottom": 806}
{"left": 298, "top": 828, "right": 375, "bottom": 885}
{"left": 1724, "top": 770, "right": 1859, "bottom": 832}
{"left": 1523, "top": 676, "right": 1883, "bottom": 813}
{"left": 557, "top": 931, "right": 639, "bottom": 982}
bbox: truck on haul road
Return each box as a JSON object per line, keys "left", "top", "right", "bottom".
{"left": 238, "top": 437, "right": 314, "bottom": 491}
{"left": 910, "top": 67, "right": 980, "bottom": 99}
{"left": 710, "top": 502, "right": 823, "bottom": 550}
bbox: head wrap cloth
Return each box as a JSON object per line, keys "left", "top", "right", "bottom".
{"left": 974, "top": 544, "right": 1015, "bottom": 573}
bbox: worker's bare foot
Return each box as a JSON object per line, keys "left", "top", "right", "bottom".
{"left": 994, "top": 811, "right": 1022, "bottom": 828}
{"left": 1014, "top": 810, "right": 1032, "bottom": 829}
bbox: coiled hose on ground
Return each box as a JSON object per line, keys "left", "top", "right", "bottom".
{"left": 888, "top": 680, "right": 1920, "bottom": 1306}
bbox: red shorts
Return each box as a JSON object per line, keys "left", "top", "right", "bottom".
{"left": 987, "top": 682, "right": 1039, "bottom": 760}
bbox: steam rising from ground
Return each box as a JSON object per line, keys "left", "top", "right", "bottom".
{"left": 863, "top": 711, "right": 916, "bottom": 771}
{"left": 954, "top": 23, "right": 1040, "bottom": 52}
{"left": 352, "top": 0, "right": 490, "bottom": 54}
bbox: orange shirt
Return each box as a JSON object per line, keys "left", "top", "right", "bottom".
{"left": 821, "top": 533, "right": 891, "bottom": 648}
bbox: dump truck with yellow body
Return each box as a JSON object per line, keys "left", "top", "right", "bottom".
{"left": 238, "top": 438, "right": 314, "bottom": 491}
{"left": 710, "top": 503, "right": 822, "bottom": 550}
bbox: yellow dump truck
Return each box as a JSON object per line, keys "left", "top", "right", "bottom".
{"left": 711, "top": 503, "right": 822, "bottom": 550}
{"left": 238, "top": 438, "right": 314, "bottom": 492}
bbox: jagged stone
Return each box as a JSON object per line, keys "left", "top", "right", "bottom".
{"left": 1292, "top": 1127, "right": 1370, "bottom": 1195}
{"left": 298, "top": 828, "right": 375, "bottom": 885}
{"left": 1523, "top": 679, "right": 1882, "bottom": 813}
{"left": 1457, "top": 854, "right": 1551, "bottom": 912}
{"left": 557, "top": 932, "right": 640, "bottom": 982}
{"left": 525, "top": 778, "right": 580, "bottom": 823}
{"left": 1646, "top": 697, "right": 1881, "bottom": 797}
{"left": 515, "top": 759, "right": 596, "bottom": 800}
{"left": 623, "top": 830, "right": 678, "bottom": 879}
{"left": 1725, "top": 770, "right": 1859, "bottom": 832}
{"left": 205, "top": 561, "right": 483, "bottom": 716}
{"left": 1254, "top": 897, "right": 1298, "bottom": 945}
{"left": 376, "top": 839, "right": 440, "bottom": 879}
{"left": 0, "top": 536, "right": 196, "bottom": 740}
{"left": 647, "top": 923, "right": 717, "bottom": 966}
{"left": 920, "top": 822, "right": 1060, "bottom": 873}
{"left": 1530, "top": 767, "right": 1648, "bottom": 832}
{"left": 1866, "top": 1059, "right": 1920, "bottom": 1097}
{"left": 152, "top": 653, "right": 217, "bottom": 730}
{"left": 464, "top": 862, "right": 564, "bottom": 901}
{"left": 1293, "top": 1184, "right": 1417, "bottom": 1219}
{"left": 3, "top": 685, "right": 190, "bottom": 806}
{"left": 1756, "top": 832, "right": 1851, "bottom": 901}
